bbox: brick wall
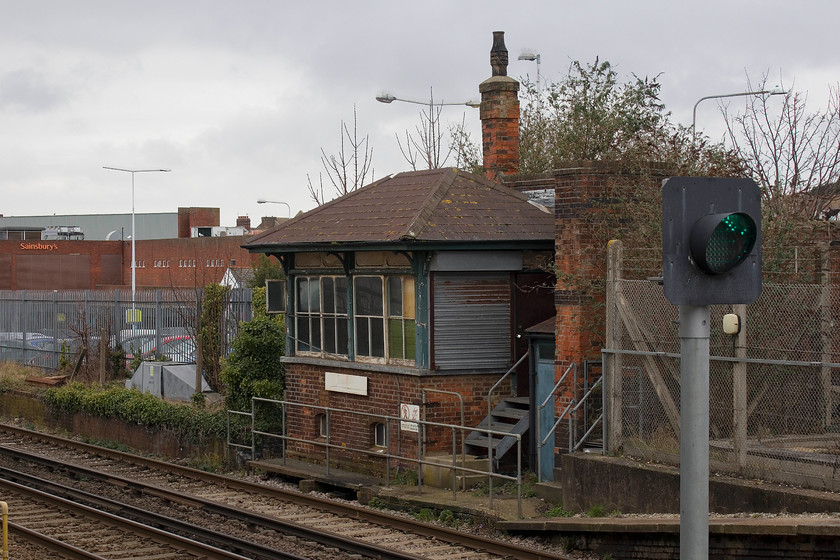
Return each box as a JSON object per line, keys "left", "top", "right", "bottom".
{"left": 0, "top": 235, "right": 259, "bottom": 290}
{"left": 131, "top": 236, "right": 258, "bottom": 288}
{"left": 480, "top": 76, "right": 520, "bottom": 180}
{"left": 0, "top": 240, "right": 124, "bottom": 290}
{"left": 506, "top": 163, "right": 670, "bottom": 420}
{"left": 282, "top": 363, "right": 513, "bottom": 474}
{"left": 177, "top": 207, "right": 219, "bottom": 238}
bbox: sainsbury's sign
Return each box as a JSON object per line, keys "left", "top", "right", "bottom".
{"left": 20, "top": 242, "right": 59, "bottom": 251}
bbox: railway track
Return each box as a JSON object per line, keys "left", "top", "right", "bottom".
{"left": 0, "top": 475, "right": 256, "bottom": 559}
{"left": 0, "top": 423, "right": 572, "bottom": 560}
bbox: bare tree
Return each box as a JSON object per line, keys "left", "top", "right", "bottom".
{"left": 448, "top": 114, "right": 482, "bottom": 174}
{"left": 396, "top": 89, "right": 453, "bottom": 170}
{"left": 307, "top": 105, "right": 374, "bottom": 205}
{"left": 722, "top": 73, "right": 840, "bottom": 220}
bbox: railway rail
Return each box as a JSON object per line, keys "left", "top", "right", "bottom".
{"left": 0, "top": 423, "right": 572, "bottom": 560}
{"left": 0, "top": 475, "right": 256, "bottom": 559}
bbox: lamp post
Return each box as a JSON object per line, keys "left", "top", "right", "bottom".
{"left": 103, "top": 167, "right": 171, "bottom": 307}
{"left": 691, "top": 86, "right": 786, "bottom": 140}
{"left": 256, "top": 199, "right": 291, "bottom": 219}
{"left": 376, "top": 92, "right": 480, "bottom": 108}
{"left": 517, "top": 50, "right": 541, "bottom": 95}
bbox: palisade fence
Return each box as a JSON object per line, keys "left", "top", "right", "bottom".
{"left": 0, "top": 288, "right": 253, "bottom": 372}
{"left": 604, "top": 241, "right": 840, "bottom": 492}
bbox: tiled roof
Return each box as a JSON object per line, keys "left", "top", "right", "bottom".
{"left": 245, "top": 168, "right": 553, "bottom": 251}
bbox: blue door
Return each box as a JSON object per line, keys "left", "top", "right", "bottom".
{"left": 534, "top": 339, "right": 555, "bottom": 481}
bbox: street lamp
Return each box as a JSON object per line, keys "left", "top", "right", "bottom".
{"left": 517, "top": 50, "right": 541, "bottom": 95}
{"left": 257, "top": 199, "right": 291, "bottom": 219}
{"left": 103, "top": 167, "right": 171, "bottom": 307}
{"left": 376, "top": 92, "right": 480, "bottom": 108}
{"left": 691, "top": 86, "right": 786, "bottom": 139}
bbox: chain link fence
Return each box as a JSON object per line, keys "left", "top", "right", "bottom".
{"left": 605, "top": 242, "right": 840, "bottom": 492}
{"left": 0, "top": 288, "right": 253, "bottom": 373}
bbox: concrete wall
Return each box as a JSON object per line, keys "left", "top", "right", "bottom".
{"left": 0, "top": 391, "right": 224, "bottom": 464}
{"left": 560, "top": 453, "right": 840, "bottom": 514}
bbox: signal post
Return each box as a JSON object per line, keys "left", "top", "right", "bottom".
{"left": 662, "top": 177, "right": 762, "bottom": 560}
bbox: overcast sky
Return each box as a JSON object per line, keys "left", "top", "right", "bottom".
{"left": 1, "top": 0, "right": 837, "bottom": 227}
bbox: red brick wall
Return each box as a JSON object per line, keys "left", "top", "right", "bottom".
{"left": 0, "top": 235, "right": 259, "bottom": 290}
{"left": 507, "top": 163, "right": 670, "bottom": 413}
{"left": 282, "top": 363, "right": 513, "bottom": 474}
{"left": 0, "top": 240, "right": 124, "bottom": 290}
{"left": 130, "top": 236, "right": 258, "bottom": 288}
{"left": 177, "top": 207, "right": 220, "bottom": 238}
{"left": 480, "top": 76, "right": 520, "bottom": 180}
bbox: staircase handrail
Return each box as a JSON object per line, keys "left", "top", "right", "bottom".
{"left": 538, "top": 362, "right": 578, "bottom": 440}
{"left": 537, "top": 362, "right": 576, "bottom": 480}
{"left": 487, "top": 351, "right": 530, "bottom": 418}
{"left": 567, "top": 376, "right": 603, "bottom": 452}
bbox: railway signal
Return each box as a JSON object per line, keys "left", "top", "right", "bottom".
{"left": 662, "top": 177, "right": 762, "bottom": 305}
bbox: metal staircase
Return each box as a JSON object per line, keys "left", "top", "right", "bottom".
{"left": 464, "top": 396, "right": 530, "bottom": 464}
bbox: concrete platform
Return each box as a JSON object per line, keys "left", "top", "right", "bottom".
{"left": 249, "top": 456, "right": 840, "bottom": 557}
{"left": 499, "top": 516, "right": 840, "bottom": 559}
{"left": 248, "top": 456, "right": 546, "bottom": 521}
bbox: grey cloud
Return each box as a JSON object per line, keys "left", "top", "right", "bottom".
{"left": 0, "top": 69, "right": 67, "bottom": 112}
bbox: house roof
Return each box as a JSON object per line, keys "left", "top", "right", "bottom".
{"left": 245, "top": 168, "right": 554, "bottom": 253}
{"left": 221, "top": 266, "right": 255, "bottom": 288}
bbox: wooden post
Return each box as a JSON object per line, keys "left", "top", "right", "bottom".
{"left": 732, "top": 303, "right": 747, "bottom": 470}
{"left": 99, "top": 327, "right": 107, "bottom": 385}
{"left": 820, "top": 244, "right": 833, "bottom": 428}
{"left": 195, "top": 337, "right": 204, "bottom": 398}
{"left": 605, "top": 240, "right": 623, "bottom": 452}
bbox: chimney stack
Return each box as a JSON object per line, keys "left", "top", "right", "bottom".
{"left": 480, "top": 31, "right": 520, "bottom": 181}
{"left": 236, "top": 215, "right": 251, "bottom": 229}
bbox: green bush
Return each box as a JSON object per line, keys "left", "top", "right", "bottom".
{"left": 43, "top": 383, "right": 226, "bottom": 441}
{"left": 221, "top": 312, "right": 285, "bottom": 414}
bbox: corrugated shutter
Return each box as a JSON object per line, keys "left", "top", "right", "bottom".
{"left": 433, "top": 272, "right": 511, "bottom": 370}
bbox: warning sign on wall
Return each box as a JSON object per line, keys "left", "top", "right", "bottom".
{"left": 400, "top": 403, "right": 419, "bottom": 432}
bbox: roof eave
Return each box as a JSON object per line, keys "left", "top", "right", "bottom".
{"left": 245, "top": 238, "right": 554, "bottom": 254}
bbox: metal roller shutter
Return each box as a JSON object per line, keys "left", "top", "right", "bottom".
{"left": 433, "top": 272, "right": 511, "bottom": 370}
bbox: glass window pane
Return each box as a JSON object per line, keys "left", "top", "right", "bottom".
{"left": 323, "top": 277, "right": 335, "bottom": 313}
{"left": 404, "top": 320, "right": 416, "bottom": 360}
{"left": 311, "top": 316, "right": 321, "bottom": 352}
{"left": 355, "top": 317, "right": 369, "bottom": 355}
{"left": 370, "top": 318, "right": 385, "bottom": 357}
{"left": 402, "top": 276, "right": 415, "bottom": 319}
{"left": 388, "top": 277, "right": 402, "bottom": 317}
{"left": 337, "top": 317, "right": 348, "bottom": 355}
{"left": 356, "top": 277, "right": 383, "bottom": 315}
{"left": 309, "top": 278, "right": 320, "bottom": 312}
{"left": 335, "top": 277, "right": 348, "bottom": 314}
{"left": 388, "top": 318, "right": 404, "bottom": 359}
{"left": 374, "top": 423, "right": 386, "bottom": 447}
{"left": 323, "top": 317, "right": 336, "bottom": 354}
{"left": 297, "top": 278, "right": 309, "bottom": 313}
{"left": 297, "top": 317, "right": 310, "bottom": 352}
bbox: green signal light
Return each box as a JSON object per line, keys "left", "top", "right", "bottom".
{"left": 689, "top": 212, "right": 757, "bottom": 274}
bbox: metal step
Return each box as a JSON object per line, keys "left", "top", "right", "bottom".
{"left": 465, "top": 397, "right": 531, "bottom": 463}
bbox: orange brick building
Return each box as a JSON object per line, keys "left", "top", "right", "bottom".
{"left": 0, "top": 208, "right": 263, "bottom": 290}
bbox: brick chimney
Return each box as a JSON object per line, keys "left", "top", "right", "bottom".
{"left": 236, "top": 215, "right": 251, "bottom": 229}
{"left": 480, "top": 31, "right": 520, "bottom": 181}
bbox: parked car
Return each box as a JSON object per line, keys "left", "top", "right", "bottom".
{"left": 0, "top": 339, "right": 53, "bottom": 368}
{"left": 140, "top": 335, "right": 196, "bottom": 363}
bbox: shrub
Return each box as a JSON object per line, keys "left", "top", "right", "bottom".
{"left": 43, "top": 383, "right": 226, "bottom": 441}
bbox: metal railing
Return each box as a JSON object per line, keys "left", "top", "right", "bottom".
{"left": 536, "top": 361, "right": 574, "bottom": 481}
{"left": 0, "top": 288, "right": 252, "bottom": 370}
{"left": 228, "top": 398, "right": 526, "bottom": 518}
{"left": 487, "top": 351, "right": 529, "bottom": 417}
